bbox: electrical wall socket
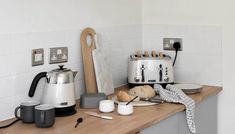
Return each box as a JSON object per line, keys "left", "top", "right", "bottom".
{"left": 163, "top": 38, "right": 183, "bottom": 51}
{"left": 49, "top": 47, "right": 68, "bottom": 64}
{"left": 32, "top": 48, "right": 44, "bottom": 66}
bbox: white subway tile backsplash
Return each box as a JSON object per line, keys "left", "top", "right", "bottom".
{"left": 110, "top": 55, "right": 128, "bottom": 72}
{"left": 11, "top": 33, "right": 31, "bottom": 53}
{"left": 0, "top": 76, "right": 14, "bottom": 98}
{"left": 0, "top": 97, "right": 14, "bottom": 121}
{"left": 166, "top": 25, "right": 188, "bottom": 38}
{"left": 12, "top": 73, "right": 31, "bottom": 96}
{"left": 143, "top": 37, "right": 163, "bottom": 52}
{"left": 11, "top": 53, "right": 31, "bottom": 75}
{"left": 0, "top": 34, "right": 12, "bottom": 55}
{"left": 143, "top": 24, "right": 222, "bottom": 86}
{"left": 0, "top": 23, "right": 222, "bottom": 121}
{"left": 185, "top": 25, "right": 207, "bottom": 39}
{"left": 0, "top": 25, "right": 142, "bottom": 121}
{"left": 112, "top": 70, "right": 128, "bottom": 87}
{"left": 181, "top": 38, "right": 205, "bottom": 54}
{"left": 120, "top": 38, "right": 142, "bottom": 54}
{"left": 74, "top": 79, "right": 85, "bottom": 99}
{"left": 0, "top": 54, "right": 14, "bottom": 77}
{"left": 143, "top": 24, "right": 168, "bottom": 38}
{"left": 96, "top": 25, "right": 142, "bottom": 42}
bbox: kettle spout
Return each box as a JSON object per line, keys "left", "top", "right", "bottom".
{"left": 73, "top": 71, "right": 78, "bottom": 78}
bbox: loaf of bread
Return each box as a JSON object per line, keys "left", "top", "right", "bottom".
{"left": 117, "top": 91, "right": 130, "bottom": 102}
{"left": 129, "top": 85, "right": 155, "bottom": 99}
{"left": 117, "top": 91, "right": 140, "bottom": 102}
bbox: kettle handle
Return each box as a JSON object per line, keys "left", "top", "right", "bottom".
{"left": 28, "top": 72, "right": 47, "bottom": 97}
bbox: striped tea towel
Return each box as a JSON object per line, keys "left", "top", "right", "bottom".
{"left": 154, "top": 84, "right": 196, "bottom": 133}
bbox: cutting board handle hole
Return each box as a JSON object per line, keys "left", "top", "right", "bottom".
{"left": 86, "top": 34, "right": 93, "bottom": 47}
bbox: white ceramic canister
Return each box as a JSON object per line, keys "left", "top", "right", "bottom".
{"left": 99, "top": 100, "right": 115, "bottom": 113}
{"left": 117, "top": 102, "right": 134, "bottom": 115}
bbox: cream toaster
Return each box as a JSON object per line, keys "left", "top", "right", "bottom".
{"left": 128, "top": 52, "right": 174, "bottom": 85}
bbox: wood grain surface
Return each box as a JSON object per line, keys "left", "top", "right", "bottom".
{"left": 80, "top": 28, "right": 98, "bottom": 93}
{"left": 0, "top": 85, "right": 222, "bottom": 134}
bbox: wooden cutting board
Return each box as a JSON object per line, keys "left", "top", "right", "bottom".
{"left": 81, "top": 28, "right": 98, "bottom": 93}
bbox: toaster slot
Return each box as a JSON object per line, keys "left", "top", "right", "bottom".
{"left": 148, "top": 80, "right": 156, "bottom": 82}
{"left": 159, "top": 64, "right": 163, "bottom": 82}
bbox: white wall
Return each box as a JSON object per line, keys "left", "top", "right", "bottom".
{"left": 0, "top": 1, "right": 229, "bottom": 133}
{"left": 0, "top": 0, "right": 142, "bottom": 121}
{"left": 143, "top": 24, "right": 222, "bottom": 86}
{"left": 143, "top": 0, "right": 232, "bottom": 134}
{"left": 0, "top": 0, "right": 142, "bottom": 34}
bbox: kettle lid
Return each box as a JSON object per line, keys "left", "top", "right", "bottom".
{"left": 47, "top": 65, "right": 76, "bottom": 84}
{"left": 52, "top": 65, "right": 71, "bottom": 72}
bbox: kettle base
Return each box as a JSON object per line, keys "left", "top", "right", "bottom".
{"left": 55, "top": 105, "right": 77, "bottom": 117}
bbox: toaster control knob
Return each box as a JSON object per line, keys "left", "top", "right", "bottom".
{"left": 134, "top": 77, "right": 140, "bottom": 82}
{"left": 164, "top": 76, "right": 169, "bottom": 82}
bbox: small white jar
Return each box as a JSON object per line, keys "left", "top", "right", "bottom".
{"left": 99, "top": 100, "right": 115, "bottom": 113}
{"left": 117, "top": 102, "right": 134, "bottom": 115}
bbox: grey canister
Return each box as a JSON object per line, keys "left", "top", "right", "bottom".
{"left": 80, "top": 93, "right": 107, "bottom": 108}
{"left": 35, "top": 104, "right": 55, "bottom": 128}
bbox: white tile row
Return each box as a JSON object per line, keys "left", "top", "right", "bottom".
{"left": 0, "top": 23, "right": 222, "bottom": 121}
{"left": 143, "top": 24, "right": 222, "bottom": 40}
{"left": 0, "top": 24, "right": 142, "bottom": 121}
{"left": 143, "top": 24, "right": 222, "bottom": 86}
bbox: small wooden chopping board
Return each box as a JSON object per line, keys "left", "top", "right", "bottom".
{"left": 81, "top": 28, "right": 98, "bottom": 93}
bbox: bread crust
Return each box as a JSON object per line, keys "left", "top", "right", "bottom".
{"left": 129, "top": 85, "right": 155, "bottom": 99}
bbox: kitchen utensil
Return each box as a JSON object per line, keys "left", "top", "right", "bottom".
{"left": 74, "top": 118, "right": 83, "bottom": 128}
{"left": 0, "top": 119, "right": 20, "bottom": 129}
{"left": 81, "top": 27, "right": 98, "bottom": 93}
{"left": 28, "top": 65, "right": 77, "bottom": 116}
{"left": 14, "top": 100, "right": 40, "bottom": 123}
{"left": 128, "top": 52, "right": 174, "bottom": 86}
{"left": 126, "top": 96, "right": 138, "bottom": 105}
{"left": 112, "top": 96, "right": 158, "bottom": 107}
{"left": 174, "top": 83, "right": 203, "bottom": 94}
{"left": 118, "top": 102, "right": 134, "bottom": 116}
{"left": 35, "top": 104, "right": 55, "bottom": 128}
{"left": 80, "top": 93, "right": 107, "bottom": 108}
{"left": 99, "top": 100, "right": 114, "bottom": 113}
{"left": 84, "top": 112, "right": 113, "bottom": 120}
{"left": 92, "top": 49, "right": 114, "bottom": 95}
{"left": 140, "top": 96, "right": 164, "bottom": 103}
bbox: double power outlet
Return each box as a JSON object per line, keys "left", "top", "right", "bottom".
{"left": 163, "top": 38, "right": 183, "bottom": 51}
{"left": 32, "top": 47, "right": 68, "bottom": 66}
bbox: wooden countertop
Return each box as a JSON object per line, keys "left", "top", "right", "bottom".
{"left": 0, "top": 85, "right": 222, "bottom": 134}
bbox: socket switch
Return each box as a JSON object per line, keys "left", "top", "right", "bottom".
{"left": 49, "top": 47, "right": 68, "bottom": 64}
{"left": 163, "top": 38, "right": 183, "bottom": 51}
{"left": 32, "top": 48, "right": 44, "bottom": 66}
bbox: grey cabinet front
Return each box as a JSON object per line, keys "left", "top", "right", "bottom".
{"left": 140, "top": 95, "right": 218, "bottom": 134}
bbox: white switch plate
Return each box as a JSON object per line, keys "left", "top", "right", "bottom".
{"left": 32, "top": 48, "right": 44, "bottom": 66}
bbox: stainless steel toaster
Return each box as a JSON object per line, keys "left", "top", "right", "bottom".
{"left": 128, "top": 52, "right": 174, "bottom": 85}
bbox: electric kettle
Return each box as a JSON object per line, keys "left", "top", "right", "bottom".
{"left": 28, "top": 65, "right": 77, "bottom": 116}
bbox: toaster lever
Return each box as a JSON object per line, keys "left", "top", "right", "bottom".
{"left": 141, "top": 65, "right": 145, "bottom": 82}
{"left": 159, "top": 64, "right": 163, "bottom": 82}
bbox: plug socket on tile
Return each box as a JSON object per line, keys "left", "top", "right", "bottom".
{"left": 32, "top": 48, "right": 44, "bottom": 66}
{"left": 163, "top": 38, "right": 183, "bottom": 51}
{"left": 49, "top": 47, "right": 68, "bottom": 64}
